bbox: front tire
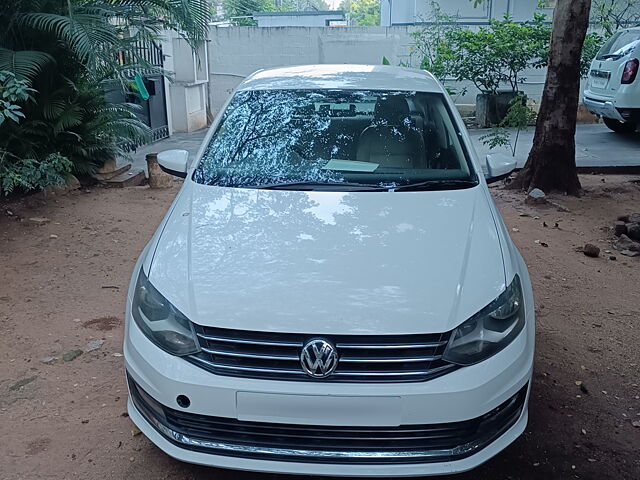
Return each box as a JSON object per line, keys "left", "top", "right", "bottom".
{"left": 603, "top": 117, "right": 637, "bottom": 134}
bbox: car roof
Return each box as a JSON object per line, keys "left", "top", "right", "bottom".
{"left": 238, "top": 65, "right": 444, "bottom": 93}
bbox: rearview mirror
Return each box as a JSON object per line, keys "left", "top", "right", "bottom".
{"left": 485, "top": 154, "right": 516, "bottom": 184}
{"left": 157, "top": 149, "right": 189, "bottom": 178}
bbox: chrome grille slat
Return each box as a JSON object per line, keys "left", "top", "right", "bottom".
{"left": 339, "top": 355, "right": 442, "bottom": 363}
{"left": 189, "top": 356, "right": 305, "bottom": 376}
{"left": 200, "top": 347, "right": 300, "bottom": 362}
{"left": 196, "top": 333, "right": 302, "bottom": 348}
{"left": 336, "top": 342, "right": 448, "bottom": 349}
{"left": 188, "top": 325, "right": 457, "bottom": 383}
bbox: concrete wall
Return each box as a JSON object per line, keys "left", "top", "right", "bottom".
{"left": 207, "top": 26, "right": 549, "bottom": 116}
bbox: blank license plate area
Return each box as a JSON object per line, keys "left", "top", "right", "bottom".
{"left": 591, "top": 70, "right": 610, "bottom": 88}
{"left": 236, "top": 392, "right": 401, "bottom": 426}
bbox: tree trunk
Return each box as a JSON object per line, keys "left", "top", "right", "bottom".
{"left": 509, "top": 0, "right": 591, "bottom": 195}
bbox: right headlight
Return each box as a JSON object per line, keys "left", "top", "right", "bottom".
{"left": 131, "top": 268, "right": 200, "bottom": 356}
{"left": 443, "top": 275, "right": 525, "bottom": 366}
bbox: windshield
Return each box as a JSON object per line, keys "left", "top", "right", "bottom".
{"left": 596, "top": 30, "right": 640, "bottom": 60}
{"left": 193, "top": 89, "right": 477, "bottom": 191}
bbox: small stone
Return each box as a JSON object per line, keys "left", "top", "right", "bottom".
{"left": 29, "top": 217, "right": 51, "bottom": 224}
{"left": 614, "top": 235, "right": 640, "bottom": 253}
{"left": 621, "top": 250, "right": 640, "bottom": 257}
{"left": 112, "top": 352, "right": 123, "bottom": 357}
{"left": 614, "top": 221, "right": 627, "bottom": 237}
{"left": 609, "top": 256, "right": 617, "bottom": 261}
{"left": 40, "top": 356, "right": 56, "bottom": 365}
{"left": 63, "top": 349, "right": 83, "bottom": 362}
{"left": 86, "top": 339, "right": 105, "bottom": 352}
{"left": 533, "top": 216, "right": 540, "bottom": 220}
{"left": 49, "top": 234, "right": 58, "bottom": 239}
{"left": 129, "top": 457, "right": 135, "bottom": 462}
{"left": 9, "top": 376, "right": 37, "bottom": 391}
{"left": 131, "top": 427, "right": 141, "bottom": 436}
{"left": 549, "top": 201, "right": 570, "bottom": 212}
{"left": 627, "top": 223, "right": 640, "bottom": 241}
{"left": 632, "top": 420, "right": 640, "bottom": 428}
{"left": 583, "top": 244, "right": 600, "bottom": 257}
{"left": 512, "top": 228, "right": 520, "bottom": 232}
{"left": 525, "top": 188, "right": 546, "bottom": 205}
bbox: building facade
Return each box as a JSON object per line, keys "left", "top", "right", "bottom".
{"left": 380, "top": 0, "right": 556, "bottom": 26}
{"left": 253, "top": 10, "right": 346, "bottom": 27}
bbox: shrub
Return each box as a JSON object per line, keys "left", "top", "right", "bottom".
{"left": 0, "top": 0, "right": 209, "bottom": 195}
{"left": 480, "top": 94, "right": 538, "bottom": 156}
{"left": 0, "top": 71, "right": 33, "bottom": 125}
{"left": 440, "top": 14, "right": 550, "bottom": 94}
{"left": 0, "top": 151, "right": 72, "bottom": 195}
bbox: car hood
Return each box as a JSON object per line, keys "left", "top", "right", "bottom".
{"left": 148, "top": 182, "right": 506, "bottom": 335}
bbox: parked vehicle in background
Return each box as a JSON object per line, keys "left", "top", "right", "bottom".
{"left": 584, "top": 27, "right": 640, "bottom": 134}
{"left": 124, "top": 65, "right": 535, "bottom": 476}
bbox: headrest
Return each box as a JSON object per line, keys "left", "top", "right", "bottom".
{"left": 373, "top": 96, "right": 411, "bottom": 125}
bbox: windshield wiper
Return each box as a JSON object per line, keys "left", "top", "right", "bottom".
{"left": 392, "top": 179, "right": 478, "bottom": 192}
{"left": 249, "top": 181, "right": 388, "bottom": 191}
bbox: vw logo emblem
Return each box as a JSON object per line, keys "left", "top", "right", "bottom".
{"left": 300, "top": 339, "right": 338, "bottom": 378}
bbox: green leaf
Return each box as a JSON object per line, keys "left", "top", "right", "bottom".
{"left": 0, "top": 49, "right": 54, "bottom": 83}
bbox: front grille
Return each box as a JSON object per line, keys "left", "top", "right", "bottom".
{"left": 186, "top": 325, "right": 457, "bottom": 383}
{"left": 128, "top": 375, "right": 528, "bottom": 464}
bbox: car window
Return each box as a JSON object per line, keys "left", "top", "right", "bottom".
{"left": 596, "top": 30, "right": 640, "bottom": 60}
{"left": 193, "top": 89, "right": 477, "bottom": 191}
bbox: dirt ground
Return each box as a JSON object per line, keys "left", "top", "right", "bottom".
{"left": 1, "top": 175, "right": 639, "bottom": 480}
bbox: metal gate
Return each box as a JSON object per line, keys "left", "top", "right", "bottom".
{"left": 110, "top": 40, "right": 170, "bottom": 143}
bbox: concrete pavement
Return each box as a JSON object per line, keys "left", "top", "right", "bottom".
{"left": 131, "top": 123, "right": 639, "bottom": 175}
{"left": 130, "top": 129, "right": 209, "bottom": 175}
{"left": 468, "top": 123, "right": 640, "bottom": 169}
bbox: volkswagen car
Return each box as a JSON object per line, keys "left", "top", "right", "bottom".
{"left": 124, "top": 65, "right": 535, "bottom": 476}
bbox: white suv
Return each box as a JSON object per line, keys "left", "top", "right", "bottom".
{"left": 584, "top": 27, "right": 640, "bottom": 133}
{"left": 124, "top": 65, "right": 535, "bottom": 476}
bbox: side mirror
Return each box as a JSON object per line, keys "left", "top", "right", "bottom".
{"left": 485, "top": 154, "right": 516, "bottom": 184}
{"left": 157, "top": 149, "right": 189, "bottom": 178}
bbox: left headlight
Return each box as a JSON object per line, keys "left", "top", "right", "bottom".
{"left": 443, "top": 275, "right": 525, "bottom": 366}
{"left": 131, "top": 268, "right": 200, "bottom": 356}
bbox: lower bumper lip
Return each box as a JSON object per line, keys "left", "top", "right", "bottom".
{"left": 127, "top": 373, "right": 528, "bottom": 465}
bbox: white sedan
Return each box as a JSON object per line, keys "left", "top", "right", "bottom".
{"left": 124, "top": 65, "right": 535, "bottom": 476}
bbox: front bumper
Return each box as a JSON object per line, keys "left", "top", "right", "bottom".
{"left": 124, "top": 304, "right": 534, "bottom": 476}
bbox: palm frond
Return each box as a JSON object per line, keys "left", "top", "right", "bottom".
{"left": 0, "top": 48, "right": 54, "bottom": 83}
{"left": 18, "top": 10, "right": 118, "bottom": 62}
{"left": 102, "top": 0, "right": 210, "bottom": 47}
